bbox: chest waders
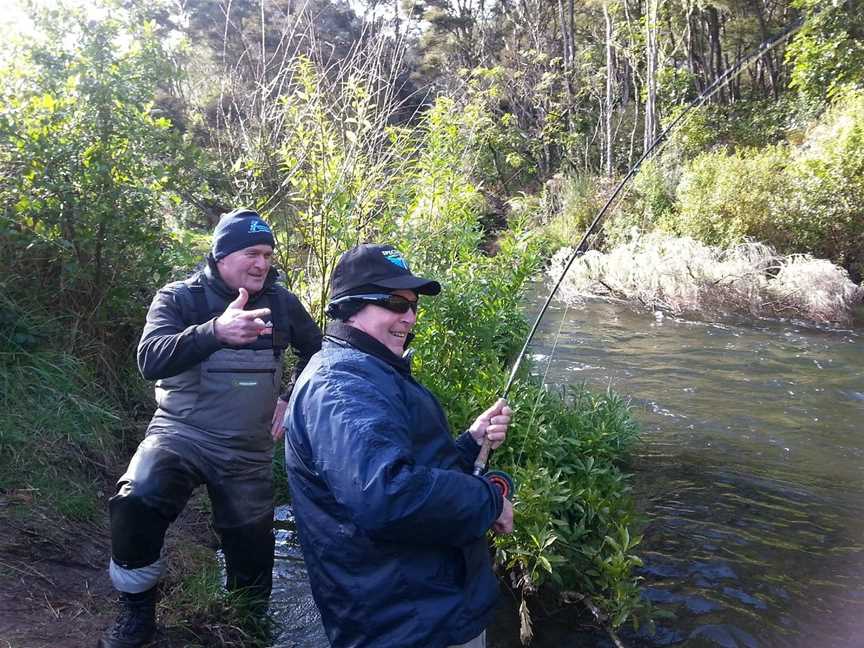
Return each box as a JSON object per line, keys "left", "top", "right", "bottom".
{"left": 105, "top": 280, "right": 290, "bottom": 646}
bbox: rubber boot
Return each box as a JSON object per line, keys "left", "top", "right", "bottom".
{"left": 97, "top": 588, "right": 157, "bottom": 648}
{"left": 221, "top": 517, "right": 275, "bottom": 606}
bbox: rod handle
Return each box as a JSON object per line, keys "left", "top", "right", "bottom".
{"left": 472, "top": 437, "right": 493, "bottom": 477}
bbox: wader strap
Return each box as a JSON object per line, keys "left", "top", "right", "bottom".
{"left": 266, "top": 288, "right": 288, "bottom": 357}
{"left": 189, "top": 284, "right": 210, "bottom": 325}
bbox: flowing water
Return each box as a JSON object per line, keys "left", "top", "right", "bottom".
{"left": 517, "top": 288, "right": 864, "bottom": 647}
{"left": 265, "top": 290, "right": 864, "bottom": 648}
{"left": 269, "top": 506, "right": 329, "bottom": 647}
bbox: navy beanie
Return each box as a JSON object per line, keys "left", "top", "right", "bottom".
{"left": 211, "top": 208, "right": 276, "bottom": 261}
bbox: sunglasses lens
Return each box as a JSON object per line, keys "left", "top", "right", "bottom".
{"left": 349, "top": 293, "right": 418, "bottom": 313}
{"left": 383, "top": 296, "right": 417, "bottom": 313}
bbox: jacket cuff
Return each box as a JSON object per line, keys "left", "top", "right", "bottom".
{"left": 455, "top": 430, "right": 481, "bottom": 467}
{"left": 193, "top": 318, "right": 223, "bottom": 355}
{"left": 482, "top": 476, "right": 505, "bottom": 520}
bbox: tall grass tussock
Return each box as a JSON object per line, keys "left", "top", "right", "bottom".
{"left": 550, "top": 231, "right": 863, "bottom": 324}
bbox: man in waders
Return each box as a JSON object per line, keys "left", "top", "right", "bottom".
{"left": 99, "top": 209, "right": 322, "bottom": 648}
{"left": 284, "top": 243, "right": 514, "bottom": 648}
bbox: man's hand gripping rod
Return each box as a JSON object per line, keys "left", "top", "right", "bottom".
{"left": 472, "top": 368, "right": 523, "bottom": 500}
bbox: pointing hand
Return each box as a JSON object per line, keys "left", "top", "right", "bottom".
{"left": 214, "top": 288, "right": 272, "bottom": 345}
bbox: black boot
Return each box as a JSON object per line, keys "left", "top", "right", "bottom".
{"left": 221, "top": 517, "right": 275, "bottom": 605}
{"left": 98, "top": 588, "right": 157, "bottom": 648}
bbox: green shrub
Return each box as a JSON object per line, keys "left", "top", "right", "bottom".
{"left": 786, "top": 0, "right": 864, "bottom": 106}
{"left": 786, "top": 89, "right": 864, "bottom": 278}
{"left": 658, "top": 91, "right": 864, "bottom": 279}
{"left": 673, "top": 145, "right": 793, "bottom": 248}
{"left": 0, "top": 8, "right": 193, "bottom": 388}
{"left": 538, "top": 174, "right": 607, "bottom": 249}
{"left": 606, "top": 158, "right": 679, "bottom": 247}
{"left": 493, "top": 384, "right": 643, "bottom": 629}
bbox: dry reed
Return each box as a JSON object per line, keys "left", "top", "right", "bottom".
{"left": 549, "top": 232, "right": 863, "bottom": 324}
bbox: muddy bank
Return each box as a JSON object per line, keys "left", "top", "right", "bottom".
{"left": 0, "top": 488, "right": 224, "bottom": 648}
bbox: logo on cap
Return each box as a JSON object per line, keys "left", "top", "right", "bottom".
{"left": 248, "top": 220, "right": 272, "bottom": 234}
{"left": 382, "top": 249, "right": 409, "bottom": 270}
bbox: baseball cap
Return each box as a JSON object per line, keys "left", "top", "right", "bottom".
{"left": 329, "top": 244, "right": 441, "bottom": 300}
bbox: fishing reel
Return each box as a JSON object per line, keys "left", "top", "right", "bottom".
{"left": 484, "top": 469, "right": 516, "bottom": 501}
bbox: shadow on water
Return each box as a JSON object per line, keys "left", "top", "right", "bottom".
{"left": 520, "top": 287, "right": 864, "bottom": 647}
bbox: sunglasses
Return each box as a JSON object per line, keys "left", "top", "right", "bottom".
{"left": 333, "top": 293, "right": 419, "bottom": 313}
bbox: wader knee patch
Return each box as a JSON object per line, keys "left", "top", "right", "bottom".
{"left": 109, "top": 488, "right": 172, "bottom": 569}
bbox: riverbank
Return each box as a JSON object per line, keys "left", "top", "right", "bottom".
{"left": 1, "top": 471, "right": 616, "bottom": 648}
{"left": 0, "top": 476, "right": 241, "bottom": 648}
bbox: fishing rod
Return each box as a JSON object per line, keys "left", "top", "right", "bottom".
{"left": 472, "top": 12, "right": 809, "bottom": 483}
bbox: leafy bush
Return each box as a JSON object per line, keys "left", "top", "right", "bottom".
{"left": 536, "top": 174, "right": 607, "bottom": 249}
{"left": 655, "top": 90, "right": 864, "bottom": 281}
{"left": 0, "top": 9, "right": 192, "bottom": 386}
{"left": 786, "top": 89, "right": 864, "bottom": 279}
{"left": 786, "top": 0, "right": 864, "bottom": 105}
{"left": 673, "top": 144, "right": 793, "bottom": 248}
{"left": 493, "top": 384, "right": 643, "bottom": 632}
{"left": 605, "top": 158, "right": 679, "bottom": 247}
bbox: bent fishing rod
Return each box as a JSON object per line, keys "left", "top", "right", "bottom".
{"left": 472, "top": 12, "right": 809, "bottom": 484}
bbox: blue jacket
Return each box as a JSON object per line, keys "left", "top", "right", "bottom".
{"left": 285, "top": 323, "right": 504, "bottom": 648}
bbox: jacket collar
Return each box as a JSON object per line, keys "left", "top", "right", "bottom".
{"left": 202, "top": 254, "right": 278, "bottom": 301}
{"left": 325, "top": 321, "right": 412, "bottom": 375}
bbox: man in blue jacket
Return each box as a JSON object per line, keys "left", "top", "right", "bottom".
{"left": 284, "top": 243, "right": 514, "bottom": 648}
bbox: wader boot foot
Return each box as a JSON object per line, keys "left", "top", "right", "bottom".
{"left": 97, "top": 588, "right": 157, "bottom": 648}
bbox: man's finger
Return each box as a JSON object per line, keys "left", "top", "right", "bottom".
{"left": 237, "top": 307, "right": 271, "bottom": 320}
{"left": 227, "top": 287, "right": 249, "bottom": 310}
{"left": 480, "top": 398, "right": 507, "bottom": 419}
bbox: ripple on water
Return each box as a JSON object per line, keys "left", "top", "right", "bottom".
{"left": 268, "top": 505, "right": 329, "bottom": 648}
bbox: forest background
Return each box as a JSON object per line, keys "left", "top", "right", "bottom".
{"left": 1, "top": 0, "right": 862, "bottom": 645}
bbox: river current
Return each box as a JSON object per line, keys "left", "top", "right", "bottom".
{"left": 517, "top": 288, "right": 864, "bottom": 647}
{"left": 264, "top": 289, "right": 864, "bottom": 648}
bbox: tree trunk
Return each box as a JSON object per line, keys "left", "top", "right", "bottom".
{"left": 644, "top": 0, "right": 659, "bottom": 153}
{"left": 604, "top": 2, "right": 614, "bottom": 177}
{"left": 705, "top": 5, "right": 726, "bottom": 104}
{"left": 752, "top": 0, "right": 780, "bottom": 99}
{"left": 558, "top": 0, "right": 573, "bottom": 128}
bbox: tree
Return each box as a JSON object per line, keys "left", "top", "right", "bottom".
{"left": 0, "top": 6, "right": 191, "bottom": 364}
{"left": 786, "top": 0, "right": 864, "bottom": 104}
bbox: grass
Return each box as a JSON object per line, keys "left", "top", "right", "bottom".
{"left": 0, "top": 337, "right": 121, "bottom": 522}
{"left": 159, "top": 533, "right": 282, "bottom": 648}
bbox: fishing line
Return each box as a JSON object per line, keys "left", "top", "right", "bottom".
{"left": 473, "top": 11, "right": 810, "bottom": 478}
{"left": 514, "top": 297, "right": 571, "bottom": 472}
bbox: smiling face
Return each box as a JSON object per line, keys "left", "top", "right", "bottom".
{"left": 216, "top": 244, "right": 273, "bottom": 293}
{"left": 347, "top": 289, "right": 418, "bottom": 357}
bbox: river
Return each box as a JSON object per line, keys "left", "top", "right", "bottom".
{"left": 265, "top": 289, "right": 864, "bottom": 648}
{"left": 515, "top": 288, "right": 864, "bottom": 647}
